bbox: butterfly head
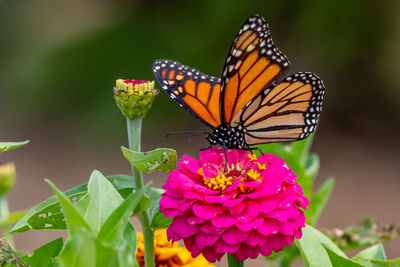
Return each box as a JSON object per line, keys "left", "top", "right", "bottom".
{"left": 206, "top": 132, "right": 218, "bottom": 146}
{"left": 207, "top": 124, "right": 247, "bottom": 150}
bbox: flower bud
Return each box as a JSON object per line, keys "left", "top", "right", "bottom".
{"left": 0, "top": 163, "right": 15, "bottom": 196}
{"left": 114, "top": 79, "right": 158, "bottom": 119}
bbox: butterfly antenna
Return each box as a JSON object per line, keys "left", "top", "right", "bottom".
{"left": 165, "top": 130, "right": 208, "bottom": 138}
{"left": 188, "top": 132, "right": 209, "bottom": 142}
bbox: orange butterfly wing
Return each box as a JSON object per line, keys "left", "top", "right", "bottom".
{"left": 231, "top": 72, "right": 325, "bottom": 144}
{"left": 220, "top": 14, "right": 290, "bottom": 124}
{"left": 153, "top": 59, "right": 222, "bottom": 128}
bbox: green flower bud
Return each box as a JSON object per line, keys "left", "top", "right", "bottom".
{"left": 0, "top": 163, "right": 15, "bottom": 196}
{"left": 114, "top": 79, "right": 158, "bottom": 119}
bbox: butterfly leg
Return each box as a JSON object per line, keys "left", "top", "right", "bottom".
{"left": 246, "top": 146, "right": 264, "bottom": 156}
{"left": 254, "top": 147, "right": 264, "bottom": 155}
{"left": 220, "top": 142, "right": 228, "bottom": 172}
{"left": 200, "top": 145, "right": 212, "bottom": 151}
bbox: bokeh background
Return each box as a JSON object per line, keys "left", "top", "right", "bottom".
{"left": 1, "top": 0, "right": 399, "bottom": 265}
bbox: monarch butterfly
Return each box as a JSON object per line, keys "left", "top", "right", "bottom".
{"left": 153, "top": 14, "right": 324, "bottom": 150}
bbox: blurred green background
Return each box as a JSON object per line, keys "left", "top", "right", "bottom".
{"left": 1, "top": 0, "right": 400, "bottom": 138}
{"left": 1, "top": 0, "right": 400, "bottom": 262}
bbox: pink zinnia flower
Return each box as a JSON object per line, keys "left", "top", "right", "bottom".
{"left": 159, "top": 148, "right": 308, "bottom": 262}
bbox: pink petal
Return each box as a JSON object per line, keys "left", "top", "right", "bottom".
{"left": 294, "top": 229, "right": 303, "bottom": 239}
{"left": 236, "top": 217, "right": 264, "bottom": 231}
{"left": 186, "top": 216, "right": 206, "bottom": 225}
{"left": 258, "top": 198, "right": 279, "bottom": 214}
{"left": 260, "top": 243, "right": 273, "bottom": 257}
{"left": 183, "top": 237, "right": 201, "bottom": 258}
{"left": 195, "top": 232, "right": 219, "bottom": 250}
{"left": 200, "top": 221, "right": 225, "bottom": 235}
{"left": 267, "top": 234, "right": 292, "bottom": 252}
{"left": 245, "top": 230, "right": 261, "bottom": 247}
{"left": 166, "top": 225, "right": 181, "bottom": 241}
{"left": 183, "top": 191, "right": 204, "bottom": 200}
{"left": 268, "top": 207, "right": 301, "bottom": 222}
{"left": 236, "top": 201, "right": 259, "bottom": 223}
{"left": 233, "top": 243, "right": 260, "bottom": 261}
{"left": 203, "top": 194, "right": 232, "bottom": 204}
{"left": 179, "top": 199, "right": 198, "bottom": 212}
{"left": 214, "top": 238, "right": 228, "bottom": 253}
{"left": 221, "top": 226, "right": 249, "bottom": 245}
{"left": 192, "top": 203, "right": 225, "bottom": 220}
{"left": 214, "top": 239, "right": 241, "bottom": 254}
{"left": 223, "top": 197, "right": 244, "bottom": 208}
{"left": 178, "top": 155, "right": 201, "bottom": 175}
{"left": 170, "top": 216, "right": 199, "bottom": 238}
{"left": 257, "top": 219, "right": 279, "bottom": 235}
{"left": 161, "top": 187, "right": 183, "bottom": 198}
{"left": 202, "top": 247, "right": 224, "bottom": 262}
{"left": 159, "top": 195, "right": 180, "bottom": 209}
{"left": 211, "top": 213, "right": 238, "bottom": 228}
{"left": 202, "top": 164, "right": 219, "bottom": 178}
{"left": 228, "top": 201, "right": 246, "bottom": 216}
{"left": 159, "top": 207, "right": 187, "bottom": 218}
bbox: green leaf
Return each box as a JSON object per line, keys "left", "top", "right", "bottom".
{"left": 370, "top": 258, "right": 400, "bottom": 267}
{"left": 121, "top": 147, "right": 177, "bottom": 173}
{"left": 353, "top": 244, "right": 387, "bottom": 267}
{"left": 75, "top": 170, "right": 124, "bottom": 234}
{"left": 151, "top": 212, "right": 172, "bottom": 229}
{"left": 305, "top": 153, "right": 320, "bottom": 179}
{"left": 256, "top": 142, "right": 313, "bottom": 198}
{"left": 58, "top": 226, "right": 134, "bottom": 267}
{"left": 145, "top": 187, "right": 172, "bottom": 229}
{"left": 290, "top": 134, "right": 314, "bottom": 166}
{"left": 59, "top": 228, "right": 96, "bottom": 267}
{"left": 46, "top": 179, "right": 91, "bottom": 236}
{"left": 326, "top": 218, "right": 393, "bottom": 251}
{"left": 133, "top": 194, "right": 150, "bottom": 214}
{"left": 297, "top": 225, "right": 346, "bottom": 267}
{"left": 118, "top": 222, "right": 138, "bottom": 267}
{"left": 11, "top": 174, "right": 134, "bottom": 233}
{"left": 22, "top": 237, "right": 63, "bottom": 267}
{"left": 0, "top": 140, "right": 29, "bottom": 153}
{"left": 97, "top": 187, "right": 145, "bottom": 247}
{"left": 306, "top": 177, "right": 335, "bottom": 225}
{"left": 323, "top": 245, "right": 364, "bottom": 267}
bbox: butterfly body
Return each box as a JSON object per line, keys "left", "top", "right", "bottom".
{"left": 207, "top": 124, "right": 247, "bottom": 149}
{"left": 153, "top": 14, "right": 325, "bottom": 149}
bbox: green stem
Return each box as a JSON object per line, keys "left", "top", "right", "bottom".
{"left": 127, "top": 117, "right": 155, "bottom": 267}
{"left": 0, "top": 195, "right": 14, "bottom": 249}
{"left": 228, "top": 254, "right": 244, "bottom": 267}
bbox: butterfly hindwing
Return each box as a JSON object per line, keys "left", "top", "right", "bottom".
{"left": 220, "top": 14, "right": 291, "bottom": 124}
{"left": 231, "top": 72, "right": 325, "bottom": 144}
{"left": 153, "top": 59, "right": 222, "bottom": 128}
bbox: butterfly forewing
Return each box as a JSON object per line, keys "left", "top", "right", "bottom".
{"left": 220, "top": 14, "right": 291, "bottom": 125}
{"left": 233, "top": 72, "right": 325, "bottom": 144}
{"left": 153, "top": 59, "right": 222, "bottom": 128}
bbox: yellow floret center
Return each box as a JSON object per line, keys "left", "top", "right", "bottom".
{"left": 257, "top": 162, "right": 267, "bottom": 170}
{"left": 202, "top": 174, "right": 233, "bottom": 191}
{"left": 246, "top": 169, "right": 262, "bottom": 182}
{"left": 247, "top": 153, "right": 258, "bottom": 161}
{"left": 198, "top": 153, "right": 267, "bottom": 193}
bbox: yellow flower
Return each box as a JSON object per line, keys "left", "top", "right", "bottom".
{"left": 136, "top": 229, "right": 215, "bottom": 267}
